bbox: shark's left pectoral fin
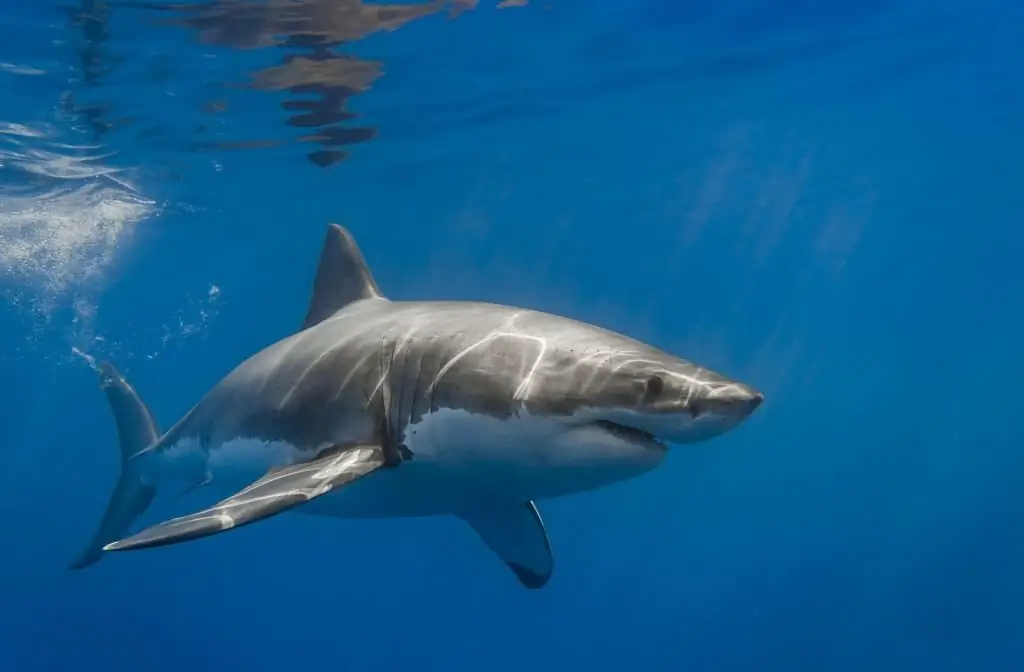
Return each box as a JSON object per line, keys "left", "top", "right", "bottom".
{"left": 459, "top": 501, "right": 553, "bottom": 589}
{"left": 103, "top": 445, "right": 386, "bottom": 553}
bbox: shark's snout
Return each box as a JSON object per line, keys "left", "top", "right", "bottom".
{"left": 688, "top": 382, "right": 762, "bottom": 416}
{"left": 613, "top": 380, "right": 764, "bottom": 446}
{"left": 713, "top": 383, "right": 763, "bottom": 416}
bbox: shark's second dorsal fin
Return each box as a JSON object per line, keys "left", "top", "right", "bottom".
{"left": 301, "top": 224, "right": 385, "bottom": 330}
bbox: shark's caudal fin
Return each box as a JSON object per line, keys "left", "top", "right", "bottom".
{"left": 70, "top": 362, "right": 160, "bottom": 570}
{"left": 301, "top": 224, "right": 386, "bottom": 330}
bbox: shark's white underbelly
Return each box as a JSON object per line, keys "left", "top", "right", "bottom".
{"left": 172, "top": 407, "right": 664, "bottom": 519}
{"left": 312, "top": 408, "right": 663, "bottom": 518}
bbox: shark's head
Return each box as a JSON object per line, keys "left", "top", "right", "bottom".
{"left": 573, "top": 362, "right": 763, "bottom": 451}
{"left": 523, "top": 330, "right": 764, "bottom": 456}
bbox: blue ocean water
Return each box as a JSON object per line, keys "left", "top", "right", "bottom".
{"left": 2, "top": 0, "right": 1023, "bottom": 669}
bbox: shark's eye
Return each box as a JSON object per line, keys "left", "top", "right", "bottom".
{"left": 644, "top": 375, "right": 665, "bottom": 400}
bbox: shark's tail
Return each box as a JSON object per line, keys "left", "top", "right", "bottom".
{"left": 70, "top": 361, "right": 160, "bottom": 570}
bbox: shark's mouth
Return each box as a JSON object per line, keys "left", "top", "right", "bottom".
{"left": 592, "top": 420, "right": 664, "bottom": 448}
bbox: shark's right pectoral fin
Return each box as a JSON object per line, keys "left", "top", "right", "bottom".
{"left": 459, "top": 501, "right": 554, "bottom": 589}
{"left": 103, "top": 444, "right": 387, "bottom": 553}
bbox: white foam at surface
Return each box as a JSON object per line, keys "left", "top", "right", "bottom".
{"left": 0, "top": 118, "right": 221, "bottom": 361}
{"left": 0, "top": 176, "right": 156, "bottom": 298}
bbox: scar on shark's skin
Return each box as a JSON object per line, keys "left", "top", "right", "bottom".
{"left": 71, "top": 224, "right": 763, "bottom": 589}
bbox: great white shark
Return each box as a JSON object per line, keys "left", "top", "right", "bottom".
{"left": 71, "top": 224, "right": 763, "bottom": 588}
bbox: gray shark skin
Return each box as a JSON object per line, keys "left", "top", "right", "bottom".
{"left": 71, "top": 224, "right": 763, "bottom": 589}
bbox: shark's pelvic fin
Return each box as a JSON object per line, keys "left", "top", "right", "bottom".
{"left": 459, "top": 501, "right": 554, "bottom": 589}
{"left": 301, "top": 223, "right": 386, "bottom": 330}
{"left": 70, "top": 362, "right": 160, "bottom": 570}
{"left": 172, "top": 472, "right": 212, "bottom": 502}
{"left": 103, "top": 444, "right": 387, "bottom": 553}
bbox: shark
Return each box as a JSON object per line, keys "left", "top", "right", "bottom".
{"left": 71, "top": 224, "right": 763, "bottom": 588}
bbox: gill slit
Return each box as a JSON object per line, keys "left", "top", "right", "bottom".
{"left": 389, "top": 336, "right": 402, "bottom": 448}
{"left": 409, "top": 343, "right": 426, "bottom": 439}
{"left": 377, "top": 335, "right": 397, "bottom": 466}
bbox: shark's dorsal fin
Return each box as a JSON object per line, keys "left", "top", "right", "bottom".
{"left": 302, "top": 224, "right": 385, "bottom": 330}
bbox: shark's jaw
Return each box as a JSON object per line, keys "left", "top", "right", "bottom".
{"left": 589, "top": 419, "right": 665, "bottom": 451}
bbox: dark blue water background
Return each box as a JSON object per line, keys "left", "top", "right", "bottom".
{"left": 1, "top": 1, "right": 1023, "bottom": 669}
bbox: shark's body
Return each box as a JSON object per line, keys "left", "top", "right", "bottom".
{"left": 72, "top": 224, "right": 763, "bottom": 588}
